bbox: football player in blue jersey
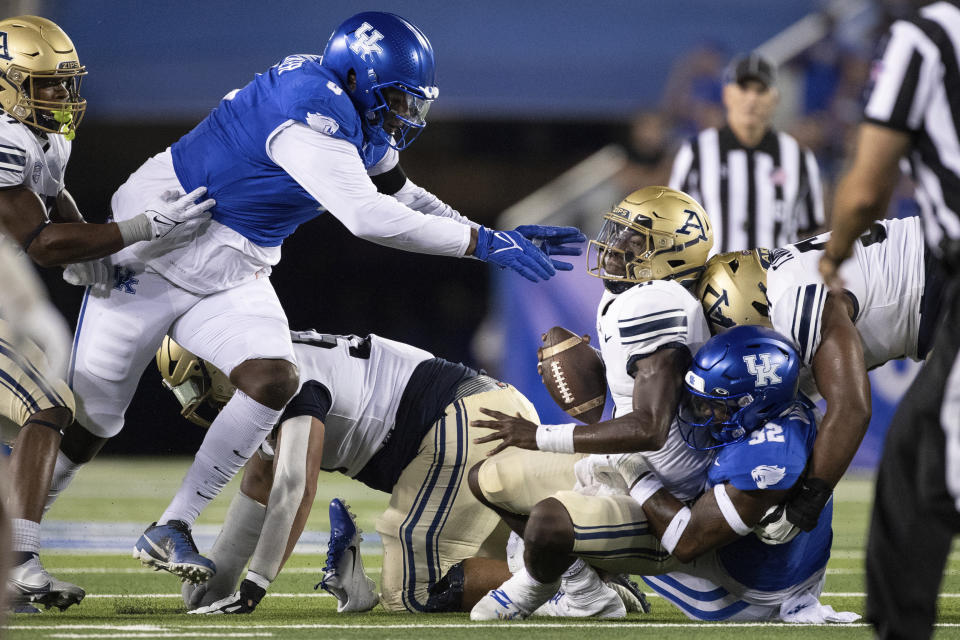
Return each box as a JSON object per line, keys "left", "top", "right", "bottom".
{"left": 472, "top": 326, "right": 857, "bottom": 622}
{"left": 49, "top": 11, "right": 584, "bottom": 585}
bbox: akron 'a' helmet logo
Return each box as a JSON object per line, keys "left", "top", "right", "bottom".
{"left": 676, "top": 208, "right": 709, "bottom": 241}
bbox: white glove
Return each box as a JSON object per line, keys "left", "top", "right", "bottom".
{"left": 573, "top": 454, "right": 630, "bottom": 496}
{"left": 753, "top": 504, "right": 800, "bottom": 545}
{"left": 63, "top": 258, "right": 111, "bottom": 287}
{"left": 608, "top": 452, "right": 650, "bottom": 489}
{"left": 145, "top": 187, "right": 216, "bottom": 238}
{"left": 116, "top": 186, "right": 216, "bottom": 244}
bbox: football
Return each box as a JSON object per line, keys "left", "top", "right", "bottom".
{"left": 537, "top": 326, "right": 607, "bottom": 423}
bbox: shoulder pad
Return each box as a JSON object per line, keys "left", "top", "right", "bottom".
{"left": 279, "top": 62, "right": 362, "bottom": 144}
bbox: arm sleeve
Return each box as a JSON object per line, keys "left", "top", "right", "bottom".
{"left": 247, "top": 416, "right": 311, "bottom": 581}
{"left": 863, "top": 19, "right": 941, "bottom": 132}
{"left": 393, "top": 179, "right": 480, "bottom": 229}
{"left": 268, "top": 123, "right": 471, "bottom": 257}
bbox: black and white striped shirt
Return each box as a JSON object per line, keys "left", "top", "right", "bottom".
{"left": 864, "top": 0, "right": 960, "bottom": 258}
{"left": 669, "top": 125, "right": 824, "bottom": 253}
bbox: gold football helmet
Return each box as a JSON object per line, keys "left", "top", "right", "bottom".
{"left": 0, "top": 16, "right": 86, "bottom": 138}
{"left": 697, "top": 249, "right": 773, "bottom": 334}
{"left": 587, "top": 186, "right": 714, "bottom": 291}
{"left": 156, "top": 336, "right": 236, "bottom": 428}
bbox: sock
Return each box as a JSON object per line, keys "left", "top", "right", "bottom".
{"left": 198, "top": 491, "right": 267, "bottom": 603}
{"left": 11, "top": 518, "right": 40, "bottom": 555}
{"left": 160, "top": 390, "right": 280, "bottom": 527}
{"left": 561, "top": 558, "right": 587, "bottom": 580}
{"left": 506, "top": 531, "right": 525, "bottom": 574}
{"left": 44, "top": 450, "right": 83, "bottom": 514}
{"left": 245, "top": 570, "right": 272, "bottom": 590}
{"left": 561, "top": 559, "right": 603, "bottom": 595}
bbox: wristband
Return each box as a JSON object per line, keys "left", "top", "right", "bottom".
{"left": 713, "top": 484, "right": 752, "bottom": 535}
{"left": 535, "top": 423, "right": 576, "bottom": 453}
{"left": 629, "top": 472, "right": 663, "bottom": 506}
{"left": 116, "top": 213, "right": 153, "bottom": 245}
{"left": 660, "top": 506, "right": 691, "bottom": 554}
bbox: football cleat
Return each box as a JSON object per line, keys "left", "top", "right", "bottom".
{"left": 531, "top": 564, "right": 626, "bottom": 619}
{"left": 470, "top": 570, "right": 560, "bottom": 621}
{"left": 532, "top": 584, "right": 625, "bottom": 619}
{"left": 317, "top": 498, "right": 378, "bottom": 613}
{"left": 133, "top": 520, "right": 216, "bottom": 584}
{"left": 187, "top": 578, "right": 265, "bottom": 615}
{"left": 470, "top": 587, "right": 529, "bottom": 621}
{"left": 8, "top": 554, "right": 85, "bottom": 611}
{"left": 608, "top": 574, "right": 651, "bottom": 614}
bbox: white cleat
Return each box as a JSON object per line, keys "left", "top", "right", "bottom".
{"left": 8, "top": 554, "right": 85, "bottom": 611}
{"left": 470, "top": 587, "right": 530, "bottom": 621}
{"left": 532, "top": 563, "right": 626, "bottom": 619}
{"left": 532, "top": 584, "right": 626, "bottom": 618}
{"left": 470, "top": 570, "right": 560, "bottom": 621}
{"left": 318, "top": 498, "right": 378, "bottom": 613}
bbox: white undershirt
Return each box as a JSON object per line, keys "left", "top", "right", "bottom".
{"left": 268, "top": 122, "right": 472, "bottom": 257}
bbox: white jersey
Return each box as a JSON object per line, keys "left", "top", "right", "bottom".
{"left": 0, "top": 114, "right": 70, "bottom": 199}
{"left": 767, "top": 216, "right": 927, "bottom": 368}
{"left": 596, "top": 280, "right": 714, "bottom": 501}
{"left": 288, "top": 330, "right": 434, "bottom": 478}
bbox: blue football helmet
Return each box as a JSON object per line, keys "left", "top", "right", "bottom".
{"left": 677, "top": 325, "right": 800, "bottom": 450}
{"left": 321, "top": 12, "right": 438, "bottom": 150}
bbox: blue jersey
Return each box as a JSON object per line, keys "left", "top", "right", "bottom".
{"left": 707, "top": 400, "right": 833, "bottom": 592}
{"left": 171, "top": 55, "right": 391, "bottom": 247}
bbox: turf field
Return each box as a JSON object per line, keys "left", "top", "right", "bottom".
{"left": 5, "top": 457, "right": 960, "bottom": 639}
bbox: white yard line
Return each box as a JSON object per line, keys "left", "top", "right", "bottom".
{"left": 46, "top": 567, "right": 380, "bottom": 575}
{"left": 47, "top": 591, "right": 960, "bottom": 599}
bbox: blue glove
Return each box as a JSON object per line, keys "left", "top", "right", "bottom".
{"left": 513, "top": 225, "right": 587, "bottom": 271}
{"left": 474, "top": 226, "right": 556, "bottom": 282}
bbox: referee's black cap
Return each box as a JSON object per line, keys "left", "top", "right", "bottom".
{"left": 725, "top": 52, "right": 777, "bottom": 89}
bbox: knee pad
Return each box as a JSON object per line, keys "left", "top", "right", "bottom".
{"left": 424, "top": 561, "right": 465, "bottom": 613}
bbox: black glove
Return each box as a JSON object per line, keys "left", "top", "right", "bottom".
{"left": 785, "top": 477, "right": 833, "bottom": 532}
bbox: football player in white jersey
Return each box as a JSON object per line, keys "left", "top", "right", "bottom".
{"left": 0, "top": 16, "right": 214, "bottom": 610}
{"left": 698, "top": 215, "right": 938, "bottom": 541}
{"left": 155, "top": 331, "right": 538, "bottom": 614}
{"left": 467, "top": 186, "right": 718, "bottom": 619}
{"left": 47, "top": 11, "right": 584, "bottom": 585}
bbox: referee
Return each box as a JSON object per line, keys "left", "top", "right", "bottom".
{"left": 818, "top": 2, "right": 960, "bottom": 638}
{"left": 669, "top": 52, "right": 824, "bottom": 252}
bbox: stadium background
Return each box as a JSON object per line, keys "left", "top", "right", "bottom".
{"left": 26, "top": 0, "right": 919, "bottom": 467}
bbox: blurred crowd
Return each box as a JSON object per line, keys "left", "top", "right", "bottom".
{"left": 611, "top": 0, "right": 922, "bottom": 227}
